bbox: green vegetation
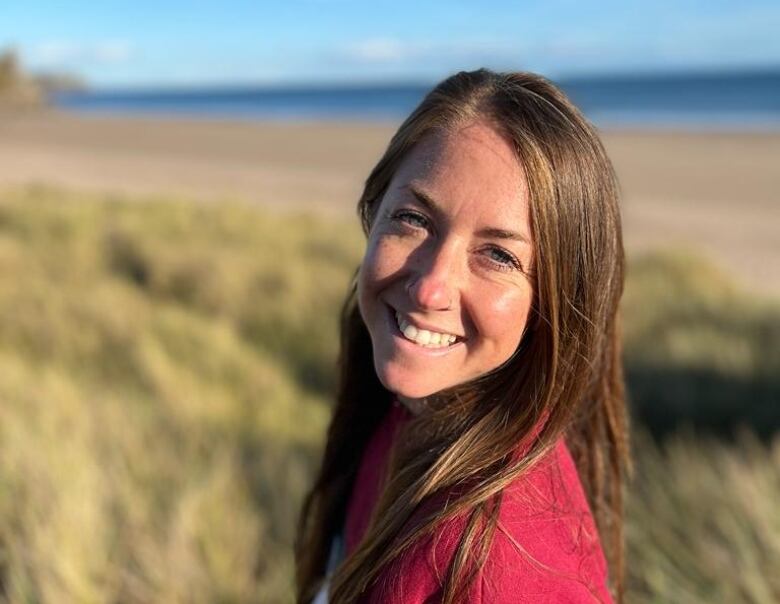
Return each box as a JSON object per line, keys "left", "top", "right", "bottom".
{"left": 628, "top": 431, "right": 779, "bottom": 603}
{"left": 624, "top": 250, "right": 780, "bottom": 438}
{"left": 0, "top": 185, "right": 776, "bottom": 602}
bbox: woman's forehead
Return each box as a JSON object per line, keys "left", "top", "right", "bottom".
{"left": 388, "top": 121, "right": 531, "bottom": 230}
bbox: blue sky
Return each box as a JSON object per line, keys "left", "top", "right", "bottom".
{"left": 2, "top": 1, "right": 779, "bottom": 88}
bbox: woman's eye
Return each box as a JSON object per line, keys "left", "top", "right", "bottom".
{"left": 483, "top": 246, "right": 521, "bottom": 271}
{"left": 393, "top": 210, "right": 429, "bottom": 230}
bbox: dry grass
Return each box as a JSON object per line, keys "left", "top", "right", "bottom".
{"left": 627, "top": 431, "right": 780, "bottom": 603}
{"left": 623, "top": 250, "right": 780, "bottom": 437}
{"left": 0, "top": 185, "right": 776, "bottom": 603}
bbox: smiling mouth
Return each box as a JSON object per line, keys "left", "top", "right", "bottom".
{"left": 393, "top": 310, "right": 462, "bottom": 349}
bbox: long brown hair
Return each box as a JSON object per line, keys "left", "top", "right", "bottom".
{"left": 295, "top": 69, "right": 630, "bottom": 603}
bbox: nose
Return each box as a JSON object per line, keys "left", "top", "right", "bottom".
{"left": 406, "top": 240, "right": 460, "bottom": 311}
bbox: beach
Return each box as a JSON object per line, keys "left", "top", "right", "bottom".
{"left": 0, "top": 110, "right": 778, "bottom": 294}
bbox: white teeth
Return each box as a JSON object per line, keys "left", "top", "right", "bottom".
{"left": 416, "top": 329, "right": 431, "bottom": 345}
{"left": 402, "top": 323, "right": 418, "bottom": 339}
{"left": 395, "top": 311, "right": 458, "bottom": 348}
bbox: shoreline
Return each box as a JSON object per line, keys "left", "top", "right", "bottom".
{"left": 1, "top": 109, "right": 778, "bottom": 294}
{"left": 13, "top": 106, "right": 780, "bottom": 134}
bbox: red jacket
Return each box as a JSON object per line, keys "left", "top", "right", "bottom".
{"left": 344, "top": 401, "right": 614, "bottom": 603}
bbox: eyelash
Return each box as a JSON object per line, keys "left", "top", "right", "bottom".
{"left": 389, "top": 209, "right": 524, "bottom": 273}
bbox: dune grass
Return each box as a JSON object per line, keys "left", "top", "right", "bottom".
{"left": 623, "top": 250, "right": 780, "bottom": 438}
{"left": 627, "top": 430, "right": 780, "bottom": 604}
{"left": 0, "top": 184, "right": 776, "bottom": 603}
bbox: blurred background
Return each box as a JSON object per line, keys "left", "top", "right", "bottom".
{"left": 0, "top": 2, "right": 778, "bottom": 602}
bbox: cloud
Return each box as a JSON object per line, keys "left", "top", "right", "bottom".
{"left": 343, "top": 38, "right": 415, "bottom": 63}
{"left": 29, "top": 40, "right": 134, "bottom": 67}
{"left": 341, "top": 37, "right": 521, "bottom": 65}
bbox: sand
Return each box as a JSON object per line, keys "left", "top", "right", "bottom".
{"left": 0, "top": 110, "right": 778, "bottom": 295}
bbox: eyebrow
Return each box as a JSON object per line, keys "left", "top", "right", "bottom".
{"left": 403, "top": 184, "right": 531, "bottom": 245}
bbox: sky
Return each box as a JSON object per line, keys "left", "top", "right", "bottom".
{"left": 2, "top": 1, "right": 779, "bottom": 89}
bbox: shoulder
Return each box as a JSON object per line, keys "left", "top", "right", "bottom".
{"left": 481, "top": 439, "right": 613, "bottom": 603}
{"left": 363, "top": 439, "right": 613, "bottom": 604}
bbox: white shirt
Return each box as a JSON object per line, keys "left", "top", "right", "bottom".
{"left": 312, "top": 533, "right": 344, "bottom": 604}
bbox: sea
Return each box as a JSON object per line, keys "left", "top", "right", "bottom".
{"left": 52, "top": 69, "right": 780, "bottom": 130}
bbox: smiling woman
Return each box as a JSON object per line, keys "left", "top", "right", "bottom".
{"left": 296, "top": 69, "right": 629, "bottom": 604}
{"left": 358, "top": 122, "right": 534, "bottom": 403}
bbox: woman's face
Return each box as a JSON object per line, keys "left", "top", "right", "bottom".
{"left": 357, "top": 120, "right": 535, "bottom": 400}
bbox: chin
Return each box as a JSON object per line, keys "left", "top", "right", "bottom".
{"left": 375, "top": 365, "right": 442, "bottom": 400}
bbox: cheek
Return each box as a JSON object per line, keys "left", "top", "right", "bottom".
{"left": 359, "top": 239, "right": 384, "bottom": 284}
{"left": 359, "top": 236, "right": 407, "bottom": 288}
{"left": 357, "top": 237, "right": 400, "bottom": 317}
{"left": 476, "top": 286, "right": 533, "bottom": 348}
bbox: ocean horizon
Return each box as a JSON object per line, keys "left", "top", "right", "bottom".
{"left": 52, "top": 69, "right": 780, "bottom": 130}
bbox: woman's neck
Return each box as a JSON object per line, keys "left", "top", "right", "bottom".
{"left": 396, "top": 395, "right": 429, "bottom": 416}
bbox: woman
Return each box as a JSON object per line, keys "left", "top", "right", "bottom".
{"left": 296, "top": 69, "right": 630, "bottom": 603}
